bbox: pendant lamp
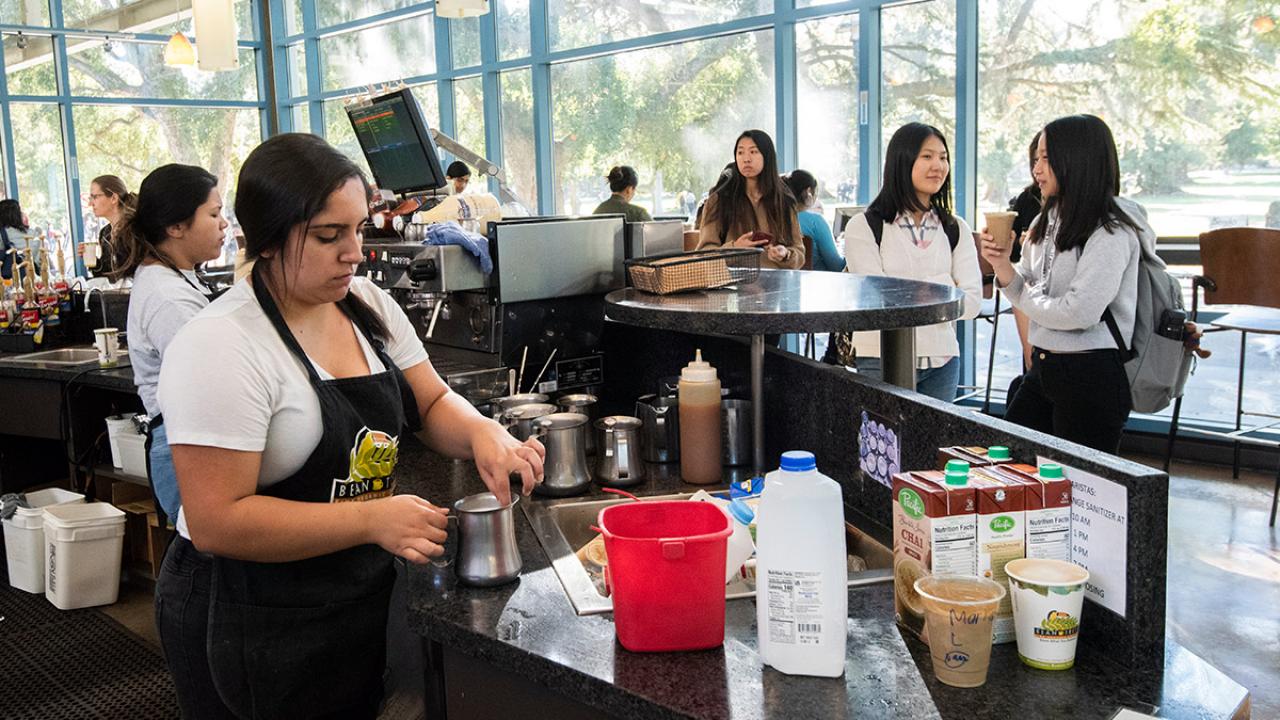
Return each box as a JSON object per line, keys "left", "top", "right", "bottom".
{"left": 164, "top": 0, "right": 195, "bottom": 66}
{"left": 436, "top": 0, "right": 489, "bottom": 19}
{"left": 193, "top": 0, "right": 238, "bottom": 70}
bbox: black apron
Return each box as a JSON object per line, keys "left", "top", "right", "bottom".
{"left": 205, "top": 276, "right": 421, "bottom": 720}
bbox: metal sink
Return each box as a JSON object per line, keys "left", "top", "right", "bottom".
{"left": 522, "top": 491, "right": 893, "bottom": 616}
{"left": 1, "top": 347, "right": 104, "bottom": 366}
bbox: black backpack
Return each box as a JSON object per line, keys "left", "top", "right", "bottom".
{"left": 863, "top": 206, "right": 961, "bottom": 251}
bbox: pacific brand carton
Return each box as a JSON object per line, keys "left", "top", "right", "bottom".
{"left": 891, "top": 470, "right": 978, "bottom": 641}
{"left": 987, "top": 463, "right": 1073, "bottom": 562}
{"left": 969, "top": 469, "right": 1027, "bottom": 644}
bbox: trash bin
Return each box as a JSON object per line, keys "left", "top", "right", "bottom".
{"left": 43, "top": 502, "right": 126, "bottom": 610}
{"left": 2, "top": 488, "right": 85, "bottom": 593}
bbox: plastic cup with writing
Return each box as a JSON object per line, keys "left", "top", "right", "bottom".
{"left": 914, "top": 575, "right": 1006, "bottom": 688}
{"left": 983, "top": 211, "right": 1018, "bottom": 251}
{"left": 1005, "top": 558, "right": 1088, "bottom": 670}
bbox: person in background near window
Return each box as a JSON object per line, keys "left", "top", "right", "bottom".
{"left": 981, "top": 114, "right": 1148, "bottom": 453}
{"left": 592, "top": 165, "right": 652, "bottom": 223}
{"left": 842, "top": 122, "right": 982, "bottom": 402}
{"left": 0, "top": 199, "right": 33, "bottom": 281}
{"left": 86, "top": 175, "right": 135, "bottom": 278}
{"left": 445, "top": 160, "right": 471, "bottom": 195}
{"left": 785, "top": 169, "right": 843, "bottom": 271}
{"left": 154, "top": 134, "right": 544, "bottom": 720}
{"left": 1006, "top": 132, "right": 1043, "bottom": 377}
{"left": 108, "top": 165, "right": 225, "bottom": 530}
{"left": 696, "top": 129, "right": 805, "bottom": 270}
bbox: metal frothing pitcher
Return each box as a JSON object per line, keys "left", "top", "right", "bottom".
{"left": 453, "top": 492, "right": 522, "bottom": 587}
{"left": 635, "top": 393, "right": 679, "bottom": 463}
{"left": 491, "top": 393, "right": 551, "bottom": 419}
{"left": 499, "top": 403, "right": 557, "bottom": 441}
{"left": 595, "top": 415, "right": 645, "bottom": 488}
{"left": 556, "top": 393, "right": 598, "bottom": 455}
{"left": 530, "top": 412, "right": 592, "bottom": 497}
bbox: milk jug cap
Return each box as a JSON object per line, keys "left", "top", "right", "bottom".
{"left": 727, "top": 498, "right": 755, "bottom": 525}
{"left": 943, "top": 459, "right": 970, "bottom": 485}
{"left": 1038, "top": 463, "right": 1064, "bottom": 479}
{"left": 680, "top": 349, "right": 718, "bottom": 382}
{"left": 779, "top": 451, "right": 816, "bottom": 472}
{"left": 987, "top": 446, "right": 1011, "bottom": 461}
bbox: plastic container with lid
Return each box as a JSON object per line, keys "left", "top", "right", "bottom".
{"left": 678, "top": 350, "right": 722, "bottom": 485}
{"left": 2, "top": 488, "right": 85, "bottom": 593}
{"left": 43, "top": 502, "right": 126, "bottom": 610}
{"left": 755, "top": 451, "right": 848, "bottom": 677}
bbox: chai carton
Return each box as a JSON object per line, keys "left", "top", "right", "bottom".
{"left": 986, "top": 462, "right": 1072, "bottom": 562}
{"left": 891, "top": 467, "right": 978, "bottom": 641}
{"left": 969, "top": 467, "right": 1027, "bottom": 644}
{"left": 936, "top": 445, "right": 1005, "bottom": 469}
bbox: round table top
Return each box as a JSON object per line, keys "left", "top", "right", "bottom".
{"left": 605, "top": 269, "right": 966, "bottom": 335}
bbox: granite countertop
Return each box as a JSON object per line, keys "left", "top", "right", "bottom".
{"left": 605, "top": 269, "right": 965, "bottom": 335}
{"left": 397, "top": 443, "right": 1248, "bottom": 720}
{"left": 0, "top": 351, "right": 137, "bottom": 392}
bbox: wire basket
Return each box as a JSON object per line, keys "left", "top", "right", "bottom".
{"left": 625, "top": 248, "right": 762, "bottom": 295}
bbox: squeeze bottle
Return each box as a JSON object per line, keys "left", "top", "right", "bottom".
{"left": 756, "top": 451, "right": 847, "bottom": 677}
{"left": 678, "top": 350, "right": 722, "bottom": 485}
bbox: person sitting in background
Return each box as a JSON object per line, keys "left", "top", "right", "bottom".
{"left": 86, "top": 174, "right": 135, "bottom": 278}
{"left": 107, "top": 164, "right": 226, "bottom": 526}
{"left": 445, "top": 160, "right": 471, "bottom": 195}
{"left": 592, "top": 165, "right": 652, "bottom": 223}
{"left": 842, "top": 122, "right": 982, "bottom": 402}
{"left": 784, "top": 170, "right": 843, "bottom": 271}
{"left": 696, "top": 129, "right": 805, "bottom": 269}
{"left": 0, "top": 199, "right": 33, "bottom": 281}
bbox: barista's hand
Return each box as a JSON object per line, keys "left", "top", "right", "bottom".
{"left": 470, "top": 421, "right": 545, "bottom": 505}
{"left": 367, "top": 494, "right": 450, "bottom": 564}
{"left": 731, "top": 231, "right": 769, "bottom": 249}
{"left": 766, "top": 244, "right": 790, "bottom": 263}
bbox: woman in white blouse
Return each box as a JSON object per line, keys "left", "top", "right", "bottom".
{"left": 842, "top": 122, "right": 982, "bottom": 402}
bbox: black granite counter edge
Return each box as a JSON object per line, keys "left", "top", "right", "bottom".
{"left": 0, "top": 357, "right": 137, "bottom": 392}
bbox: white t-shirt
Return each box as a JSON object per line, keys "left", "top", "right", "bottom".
{"left": 158, "top": 277, "right": 428, "bottom": 537}
{"left": 127, "top": 264, "right": 211, "bottom": 416}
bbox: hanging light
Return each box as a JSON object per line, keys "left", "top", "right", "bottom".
{"left": 164, "top": 0, "right": 195, "bottom": 66}
{"left": 435, "top": 0, "right": 489, "bottom": 19}
{"left": 193, "top": 0, "right": 238, "bottom": 71}
{"left": 1252, "top": 15, "right": 1276, "bottom": 34}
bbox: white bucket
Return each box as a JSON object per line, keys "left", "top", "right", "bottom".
{"left": 43, "top": 502, "right": 126, "bottom": 610}
{"left": 2, "top": 488, "right": 85, "bottom": 593}
{"left": 117, "top": 431, "right": 147, "bottom": 479}
{"left": 105, "top": 414, "right": 136, "bottom": 469}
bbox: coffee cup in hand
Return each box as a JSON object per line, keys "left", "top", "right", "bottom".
{"left": 983, "top": 211, "right": 1018, "bottom": 252}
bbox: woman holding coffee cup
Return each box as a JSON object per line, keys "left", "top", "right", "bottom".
{"left": 696, "top": 129, "right": 805, "bottom": 269}
{"left": 841, "top": 122, "right": 982, "bottom": 402}
{"left": 979, "top": 114, "right": 1149, "bottom": 453}
{"left": 85, "top": 175, "right": 135, "bottom": 278}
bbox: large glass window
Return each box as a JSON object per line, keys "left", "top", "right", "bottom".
{"left": 67, "top": 40, "right": 258, "bottom": 101}
{"left": 316, "top": 0, "right": 418, "bottom": 28}
{"left": 324, "top": 98, "right": 372, "bottom": 176}
{"left": 548, "top": 0, "right": 772, "bottom": 52}
{"left": 497, "top": 0, "right": 530, "bottom": 60}
{"left": 796, "top": 13, "right": 858, "bottom": 225}
{"left": 409, "top": 82, "right": 441, "bottom": 131}
{"left": 551, "top": 30, "right": 776, "bottom": 215}
{"left": 977, "top": 0, "right": 1280, "bottom": 237}
{"left": 1, "top": 0, "right": 50, "bottom": 26}
{"left": 10, "top": 103, "right": 73, "bottom": 259}
{"left": 500, "top": 68, "right": 536, "bottom": 209}
{"left": 320, "top": 12, "right": 435, "bottom": 91}
{"left": 453, "top": 75, "right": 486, "bottom": 168}
{"left": 451, "top": 16, "right": 481, "bottom": 69}
{"left": 881, "top": 0, "right": 956, "bottom": 162}
{"left": 61, "top": 0, "right": 256, "bottom": 40}
{"left": 5, "top": 33, "right": 58, "bottom": 96}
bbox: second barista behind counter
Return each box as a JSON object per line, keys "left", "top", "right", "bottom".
{"left": 592, "top": 165, "right": 652, "bottom": 224}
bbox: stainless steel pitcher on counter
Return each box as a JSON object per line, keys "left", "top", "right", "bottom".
{"left": 530, "top": 412, "right": 592, "bottom": 497}
{"left": 453, "top": 492, "right": 522, "bottom": 587}
{"left": 499, "top": 403, "right": 557, "bottom": 441}
{"left": 595, "top": 415, "right": 645, "bottom": 487}
{"left": 556, "top": 393, "right": 598, "bottom": 455}
{"left": 491, "top": 393, "right": 551, "bottom": 419}
{"left": 635, "top": 394, "right": 679, "bottom": 463}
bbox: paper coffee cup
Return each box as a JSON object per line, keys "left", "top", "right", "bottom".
{"left": 1005, "top": 558, "right": 1089, "bottom": 670}
{"left": 94, "top": 327, "right": 120, "bottom": 368}
{"left": 984, "top": 211, "right": 1018, "bottom": 251}
{"left": 914, "top": 575, "right": 1005, "bottom": 688}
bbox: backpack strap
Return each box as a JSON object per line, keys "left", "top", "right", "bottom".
{"left": 1102, "top": 307, "right": 1135, "bottom": 360}
{"left": 942, "top": 217, "right": 959, "bottom": 251}
{"left": 865, "top": 207, "right": 885, "bottom": 246}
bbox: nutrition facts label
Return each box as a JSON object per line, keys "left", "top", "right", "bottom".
{"left": 765, "top": 570, "right": 825, "bottom": 645}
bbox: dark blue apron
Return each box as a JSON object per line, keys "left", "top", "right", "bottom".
{"left": 206, "top": 274, "right": 421, "bottom": 720}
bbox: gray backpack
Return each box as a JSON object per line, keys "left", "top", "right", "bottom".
{"left": 1102, "top": 202, "right": 1193, "bottom": 414}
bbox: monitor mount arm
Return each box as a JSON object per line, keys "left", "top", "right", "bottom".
{"left": 429, "top": 129, "right": 526, "bottom": 208}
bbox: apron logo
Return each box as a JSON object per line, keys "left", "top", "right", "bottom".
{"left": 331, "top": 427, "right": 399, "bottom": 502}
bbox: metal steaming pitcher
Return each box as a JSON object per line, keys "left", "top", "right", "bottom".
{"left": 453, "top": 492, "right": 522, "bottom": 587}
{"left": 595, "top": 415, "right": 645, "bottom": 487}
{"left": 500, "top": 403, "right": 557, "bottom": 441}
{"left": 491, "top": 393, "right": 551, "bottom": 419}
{"left": 530, "top": 412, "right": 592, "bottom": 497}
{"left": 556, "top": 393, "right": 598, "bottom": 454}
{"left": 635, "top": 393, "right": 679, "bottom": 463}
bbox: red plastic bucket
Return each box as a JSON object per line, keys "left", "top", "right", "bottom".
{"left": 598, "top": 500, "right": 731, "bottom": 652}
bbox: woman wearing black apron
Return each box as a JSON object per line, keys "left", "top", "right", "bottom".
{"left": 154, "top": 134, "right": 545, "bottom": 719}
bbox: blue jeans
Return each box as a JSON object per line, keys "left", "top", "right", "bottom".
{"left": 148, "top": 423, "right": 182, "bottom": 519}
{"left": 855, "top": 357, "right": 961, "bottom": 403}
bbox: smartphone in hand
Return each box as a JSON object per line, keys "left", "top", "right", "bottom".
{"left": 751, "top": 231, "right": 775, "bottom": 245}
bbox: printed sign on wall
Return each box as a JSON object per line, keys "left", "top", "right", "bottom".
{"left": 859, "top": 409, "right": 900, "bottom": 489}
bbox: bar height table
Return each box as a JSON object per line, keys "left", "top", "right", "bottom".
{"left": 605, "top": 269, "right": 965, "bottom": 476}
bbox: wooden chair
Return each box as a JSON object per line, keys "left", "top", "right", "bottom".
{"left": 1164, "top": 227, "right": 1280, "bottom": 525}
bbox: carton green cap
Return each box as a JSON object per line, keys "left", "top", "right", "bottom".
{"left": 943, "top": 459, "right": 970, "bottom": 485}
{"left": 987, "top": 446, "right": 1011, "bottom": 461}
{"left": 1038, "top": 463, "right": 1064, "bottom": 479}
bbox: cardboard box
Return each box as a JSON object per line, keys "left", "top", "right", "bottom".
{"left": 891, "top": 470, "right": 978, "bottom": 641}
{"left": 970, "top": 469, "right": 1027, "bottom": 644}
{"left": 987, "top": 463, "right": 1072, "bottom": 562}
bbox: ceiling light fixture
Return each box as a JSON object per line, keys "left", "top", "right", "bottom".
{"left": 164, "top": 0, "right": 196, "bottom": 67}
{"left": 436, "top": 0, "right": 489, "bottom": 19}
{"left": 193, "top": 0, "right": 238, "bottom": 71}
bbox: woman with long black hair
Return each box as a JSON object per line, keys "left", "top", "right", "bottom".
{"left": 696, "top": 129, "right": 805, "bottom": 269}
{"left": 981, "top": 114, "right": 1154, "bottom": 453}
{"left": 154, "top": 134, "right": 545, "bottom": 719}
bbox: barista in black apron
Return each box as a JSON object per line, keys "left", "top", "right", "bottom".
{"left": 200, "top": 268, "right": 421, "bottom": 719}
